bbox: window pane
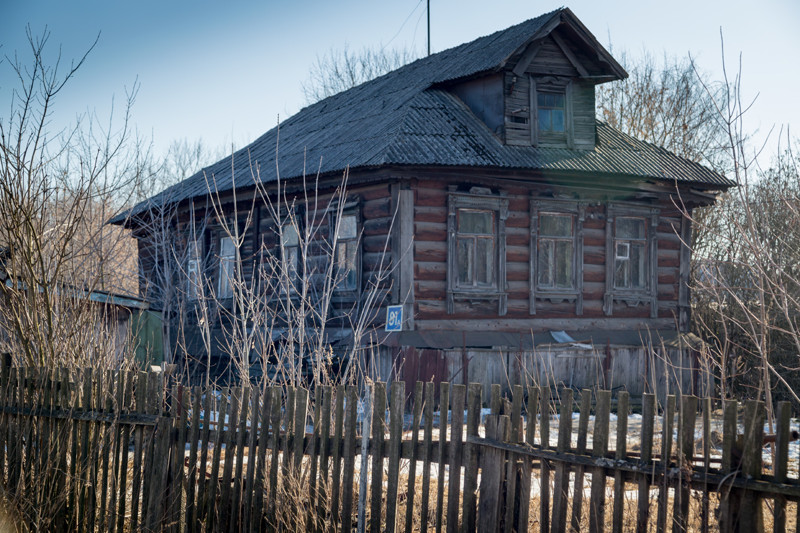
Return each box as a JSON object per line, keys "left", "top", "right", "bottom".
{"left": 614, "top": 257, "right": 629, "bottom": 289}
{"left": 537, "top": 93, "right": 546, "bottom": 107}
{"left": 540, "top": 214, "right": 572, "bottom": 237}
{"left": 554, "top": 240, "right": 573, "bottom": 288}
{"left": 457, "top": 238, "right": 474, "bottom": 285}
{"left": 554, "top": 93, "right": 565, "bottom": 107}
{"left": 538, "top": 109, "right": 551, "bottom": 131}
{"left": 458, "top": 209, "right": 493, "bottom": 234}
{"left": 282, "top": 224, "right": 299, "bottom": 247}
{"left": 538, "top": 240, "right": 554, "bottom": 287}
{"left": 219, "top": 258, "right": 234, "bottom": 298}
{"left": 338, "top": 215, "right": 357, "bottom": 240}
{"left": 552, "top": 109, "right": 564, "bottom": 132}
{"left": 336, "top": 241, "right": 357, "bottom": 290}
{"left": 616, "top": 218, "right": 645, "bottom": 239}
{"left": 631, "top": 242, "right": 646, "bottom": 289}
{"left": 220, "top": 236, "right": 235, "bottom": 258}
{"left": 615, "top": 242, "right": 629, "bottom": 260}
{"left": 476, "top": 237, "right": 493, "bottom": 285}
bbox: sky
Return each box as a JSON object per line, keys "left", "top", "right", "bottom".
{"left": 2, "top": 0, "right": 799, "bottom": 172}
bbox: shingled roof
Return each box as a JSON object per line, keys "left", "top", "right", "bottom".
{"left": 114, "top": 8, "right": 732, "bottom": 223}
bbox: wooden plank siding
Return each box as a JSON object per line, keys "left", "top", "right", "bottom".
{"left": 410, "top": 176, "right": 688, "bottom": 328}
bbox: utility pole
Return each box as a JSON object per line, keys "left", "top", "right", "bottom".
{"left": 427, "top": 0, "right": 431, "bottom": 56}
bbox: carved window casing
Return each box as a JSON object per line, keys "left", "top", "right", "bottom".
{"left": 604, "top": 204, "right": 659, "bottom": 317}
{"left": 329, "top": 199, "right": 361, "bottom": 298}
{"left": 531, "top": 77, "right": 573, "bottom": 148}
{"left": 447, "top": 187, "right": 508, "bottom": 315}
{"left": 529, "top": 199, "right": 584, "bottom": 314}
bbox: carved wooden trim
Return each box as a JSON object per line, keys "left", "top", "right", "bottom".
{"left": 529, "top": 197, "right": 585, "bottom": 315}
{"left": 603, "top": 203, "right": 660, "bottom": 317}
{"left": 447, "top": 189, "right": 509, "bottom": 316}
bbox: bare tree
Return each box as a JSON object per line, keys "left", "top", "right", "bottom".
{"left": 596, "top": 51, "right": 730, "bottom": 173}
{"left": 301, "top": 45, "right": 418, "bottom": 104}
{"left": 0, "top": 29, "right": 145, "bottom": 368}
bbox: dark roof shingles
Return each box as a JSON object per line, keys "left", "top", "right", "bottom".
{"left": 116, "top": 9, "right": 730, "bottom": 222}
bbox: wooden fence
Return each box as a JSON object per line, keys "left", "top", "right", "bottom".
{"left": 0, "top": 366, "right": 798, "bottom": 532}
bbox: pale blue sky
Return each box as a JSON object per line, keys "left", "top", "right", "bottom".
{"left": 2, "top": 0, "right": 798, "bottom": 168}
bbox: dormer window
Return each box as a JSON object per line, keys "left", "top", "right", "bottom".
{"left": 537, "top": 91, "right": 565, "bottom": 133}
{"left": 531, "top": 78, "right": 572, "bottom": 148}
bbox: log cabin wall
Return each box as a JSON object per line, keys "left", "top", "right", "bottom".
{"left": 407, "top": 172, "right": 691, "bottom": 333}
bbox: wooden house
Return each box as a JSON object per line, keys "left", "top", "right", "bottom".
{"left": 113, "top": 8, "right": 734, "bottom": 396}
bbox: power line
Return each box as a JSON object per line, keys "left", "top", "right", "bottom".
{"left": 381, "top": 0, "right": 425, "bottom": 53}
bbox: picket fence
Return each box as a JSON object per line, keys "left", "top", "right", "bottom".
{"left": 0, "top": 366, "right": 797, "bottom": 532}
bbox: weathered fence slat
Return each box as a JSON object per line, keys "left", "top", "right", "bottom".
{"left": 775, "top": 401, "right": 792, "bottom": 532}
{"left": 461, "top": 382, "right": 482, "bottom": 532}
{"left": 4, "top": 371, "right": 800, "bottom": 533}
{"left": 589, "top": 389, "right": 611, "bottom": 533}
{"left": 570, "top": 388, "right": 592, "bottom": 532}
{"left": 330, "top": 385, "right": 346, "bottom": 526}
{"left": 637, "top": 393, "right": 656, "bottom": 532}
{"left": 673, "top": 395, "right": 698, "bottom": 533}
{"left": 386, "top": 381, "right": 405, "bottom": 533}
{"left": 539, "top": 386, "right": 551, "bottom": 533}
{"left": 446, "top": 383, "right": 465, "bottom": 533}
{"left": 551, "top": 388, "right": 573, "bottom": 533}
{"left": 370, "top": 381, "right": 387, "bottom": 533}
{"left": 435, "top": 382, "right": 449, "bottom": 533}
{"left": 478, "top": 415, "right": 509, "bottom": 533}
{"left": 656, "top": 394, "right": 676, "bottom": 533}
{"left": 341, "top": 386, "right": 358, "bottom": 532}
{"left": 420, "top": 382, "right": 435, "bottom": 533}
{"left": 404, "top": 382, "right": 424, "bottom": 533}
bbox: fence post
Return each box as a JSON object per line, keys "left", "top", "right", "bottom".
{"left": 478, "top": 415, "right": 509, "bottom": 532}
{"left": 551, "top": 388, "right": 573, "bottom": 533}
{"left": 738, "top": 400, "right": 765, "bottom": 533}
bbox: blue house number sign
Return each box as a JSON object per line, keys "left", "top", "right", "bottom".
{"left": 385, "top": 305, "right": 403, "bottom": 332}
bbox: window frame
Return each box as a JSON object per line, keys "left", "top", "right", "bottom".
{"left": 447, "top": 187, "right": 509, "bottom": 315}
{"left": 530, "top": 76, "right": 574, "bottom": 148}
{"left": 329, "top": 204, "right": 361, "bottom": 298}
{"left": 186, "top": 239, "right": 203, "bottom": 302}
{"left": 529, "top": 199, "right": 584, "bottom": 314}
{"left": 217, "top": 235, "right": 237, "bottom": 300}
{"left": 603, "top": 204, "right": 659, "bottom": 317}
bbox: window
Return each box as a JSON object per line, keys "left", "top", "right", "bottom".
{"left": 186, "top": 240, "right": 202, "bottom": 301}
{"left": 614, "top": 217, "right": 646, "bottom": 290}
{"left": 447, "top": 188, "right": 508, "bottom": 315}
{"left": 537, "top": 213, "right": 573, "bottom": 289}
{"left": 217, "top": 236, "right": 236, "bottom": 299}
{"left": 537, "top": 91, "right": 565, "bottom": 133}
{"left": 281, "top": 222, "right": 300, "bottom": 291}
{"left": 530, "top": 78, "right": 572, "bottom": 148}
{"left": 456, "top": 209, "right": 495, "bottom": 288}
{"left": 333, "top": 213, "right": 359, "bottom": 292}
{"left": 604, "top": 205, "right": 659, "bottom": 317}
{"left": 530, "top": 200, "right": 584, "bottom": 315}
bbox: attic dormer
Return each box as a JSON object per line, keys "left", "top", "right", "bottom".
{"left": 448, "top": 9, "right": 626, "bottom": 151}
{"left": 503, "top": 10, "right": 627, "bottom": 149}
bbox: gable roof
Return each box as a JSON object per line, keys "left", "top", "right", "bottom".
{"left": 114, "top": 8, "right": 732, "bottom": 224}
